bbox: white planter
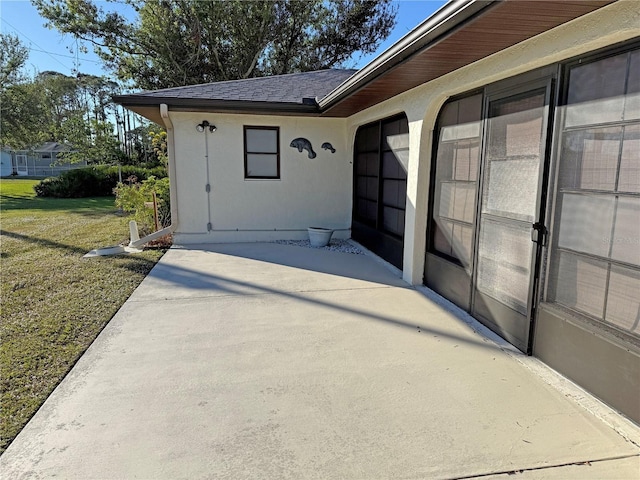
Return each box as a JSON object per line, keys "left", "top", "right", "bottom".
{"left": 308, "top": 227, "right": 334, "bottom": 247}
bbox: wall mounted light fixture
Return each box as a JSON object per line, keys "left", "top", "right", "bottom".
{"left": 196, "top": 120, "right": 217, "bottom": 132}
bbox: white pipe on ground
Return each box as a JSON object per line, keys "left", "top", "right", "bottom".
{"left": 129, "top": 220, "right": 140, "bottom": 244}
{"left": 129, "top": 223, "right": 173, "bottom": 249}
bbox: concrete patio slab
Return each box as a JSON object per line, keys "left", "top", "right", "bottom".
{"left": 1, "top": 243, "right": 638, "bottom": 479}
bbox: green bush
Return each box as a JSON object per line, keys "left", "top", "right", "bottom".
{"left": 114, "top": 176, "right": 171, "bottom": 235}
{"left": 34, "top": 165, "right": 167, "bottom": 198}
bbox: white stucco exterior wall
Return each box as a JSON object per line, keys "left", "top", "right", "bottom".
{"left": 345, "top": 0, "right": 640, "bottom": 284}
{"left": 169, "top": 112, "right": 351, "bottom": 244}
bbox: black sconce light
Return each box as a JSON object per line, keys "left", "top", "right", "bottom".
{"left": 196, "top": 120, "right": 217, "bottom": 132}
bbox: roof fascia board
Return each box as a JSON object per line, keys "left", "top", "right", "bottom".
{"left": 318, "top": 0, "right": 495, "bottom": 110}
{"left": 113, "top": 96, "right": 320, "bottom": 115}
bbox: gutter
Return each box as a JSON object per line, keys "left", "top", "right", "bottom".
{"left": 318, "top": 0, "right": 495, "bottom": 110}
{"left": 112, "top": 96, "right": 321, "bottom": 115}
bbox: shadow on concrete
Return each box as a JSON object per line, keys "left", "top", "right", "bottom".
{"left": 165, "top": 243, "right": 407, "bottom": 288}
{"left": 138, "top": 247, "right": 502, "bottom": 353}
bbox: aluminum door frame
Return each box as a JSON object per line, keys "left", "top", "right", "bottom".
{"left": 469, "top": 73, "right": 556, "bottom": 353}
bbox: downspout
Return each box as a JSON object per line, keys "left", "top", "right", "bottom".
{"left": 203, "top": 124, "right": 213, "bottom": 232}
{"left": 128, "top": 103, "right": 177, "bottom": 248}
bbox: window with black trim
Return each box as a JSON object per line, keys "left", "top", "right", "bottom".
{"left": 244, "top": 126, "right": 280, "bottom": 179}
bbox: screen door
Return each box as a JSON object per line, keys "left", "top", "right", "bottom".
{"left": 472, "top": 84, "right": 551, "bottom": 351}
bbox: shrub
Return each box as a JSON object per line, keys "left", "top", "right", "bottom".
{"left": 114, "top": 176, "right": 171, "bottom": 236}
{"left": 34, "top": 165, "right": 167, "bottom": 198}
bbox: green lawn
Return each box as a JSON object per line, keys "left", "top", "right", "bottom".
{"left": 0, "top": 179, "right": 166, "bottom": 453}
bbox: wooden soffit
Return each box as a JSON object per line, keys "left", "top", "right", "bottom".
{"left": 320, "top": 0, "right": 616, "bottom": 117}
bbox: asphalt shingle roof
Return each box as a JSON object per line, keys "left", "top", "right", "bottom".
{"left": 33, "top": 142, "right": 73, "bottom": 153}
{"left": 134, "top": 69, "right": 358, "bottom": 105}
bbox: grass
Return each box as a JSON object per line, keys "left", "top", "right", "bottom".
{"left": 0, "top": 179, "right": 166, "bottom": 453}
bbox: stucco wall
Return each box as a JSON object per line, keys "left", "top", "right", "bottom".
{"left": 345, "top": 0, "right": 640, "bottom": 284}
{"left": 169, "top": 112, "right": 350, "bottom": 243}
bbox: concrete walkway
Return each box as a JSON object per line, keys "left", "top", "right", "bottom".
{"left": 2, "top": 243, "right": 639, "bottom": 479}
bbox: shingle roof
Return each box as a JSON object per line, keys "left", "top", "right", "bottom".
{"left": 133, "top": 69, "right": 358, "bottom": 105}
{"left": 33, "top": 142, "right": 73, "bottom": 153}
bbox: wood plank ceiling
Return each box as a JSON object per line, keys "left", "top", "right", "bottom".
{"left": 321, "top": 0, "right": 616, "bottom": 117}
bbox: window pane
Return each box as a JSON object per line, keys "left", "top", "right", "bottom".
{"left": 558, "top": 128, "right": 621, "bottom": 191}
{"left": 458, "top": 94, "right": 483, "bottom": 124}
{"left": 382, "top": 117, "right": 409, "bottom": 152}
{"left": 439, "top": 101, "right": 458, "bottom": 128}
{"left": 548, "top": 251, "right": 608, "bottom": 319}
{"left": 366, "top": 177, "right": 378, "bottom": 201}
{"left": 606, "top": 265, "right": 640, "bottom": 335}
{"left": 433, "top": 220, "right": 453, "bottom": 257}
{"left": 246, "top": 128, "right": 278, "bottom": 153}
{"left": 611, "top": 197, "right": 640, "bottom": 266}
{"left": 366, "top": 153, "right": 379, "bottom": 176}
{"left": 482, "top": 92, "right": 545, "bottom": 222}
{"left": 488, "top": 93, "right": 545, "bottom": 158}
{"left": 356, "top": 124, "right": 379, "bottom": 151}
{"left": 619, "top": 125, "right": 640, "bottom": 193}
{"left": 454, "top": 139, "right": 480, "bottom": 181}
{"left": 356, "top": 198, "right": 377, "bottom": 222}
{"left": 246, "top": 154, "right": 278, "bottom": 177}
{"left": 452, "top": 223, "right": 473, "bottom": 268}
{"left": 556, "top": 193, "right": 614, "bottom": 257}
{"left": 624, "top": 50, "right": 640, "bottom": 121}
{"left": 476, "top": 218, "right": 533, "bottom": 314}
{"left": 565, "top": 53, "right": 627, "bottom": 127}
{"left": 439, "top": 182, "right": 476, "bottom": 223}
{"left": 483, "top": 157, "right": 540, "bottom": 221}
{"left": 355, "top": 153, "right": 368, "bottom": 175}
{"left": 383, "top": 206, "right": 404, "bottom": 237}
{"left": 435, "top": 143, "right": 454, "bottom": 180}
{"left": 383, "top": 178, "right": 405, "bottom": 209}
{"left": 382, "top": 151, "right": 402, "bottom": 178}
{"left": 431, "top": 94, "right": 482, "bottom": 263}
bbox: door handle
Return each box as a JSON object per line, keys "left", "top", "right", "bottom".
{"left": 531, "top": 222, "right": 548, "bottom": 246}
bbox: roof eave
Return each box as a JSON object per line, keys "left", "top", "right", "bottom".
{"left": 113, "top": 95, "right": 321, "bottom": 116}
{"left": 318, "top": 0, "right": 494, "bottom": 110}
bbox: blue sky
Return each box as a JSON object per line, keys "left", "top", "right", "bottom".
{"left": 1, "top": 0, "right": 447, "bottom": 80}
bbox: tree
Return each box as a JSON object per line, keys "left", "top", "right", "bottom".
{"left": 32, "top": 0, "right": 397, "bottom": 90}
{"left": 0, "top": 82, "right": 46, "bottom": 149}
{"left": 0, "top": 34, "right": 40, "bottom": 149}
{"left": 1, "top": 68, "right": 126, "bottom": 163}
{"left": 0, "top": 33, "right": 29, "bottom": 86}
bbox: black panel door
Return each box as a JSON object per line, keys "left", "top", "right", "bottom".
{"left": 353, "top": 114, "right": 409, "bottom": 269}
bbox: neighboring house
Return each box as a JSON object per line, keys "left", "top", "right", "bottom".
{"left": 5, "top": 142, "right": 87, "bottom": 177}
{"left": 0, "top": 148, "right": 13, "bottom": 177}
{"left": 115, "top": 1, "right": 640, "bottom": 424}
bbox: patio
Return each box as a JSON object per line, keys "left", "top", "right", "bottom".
{"left": 1, "top": 243, "right": 638, "bottom": 479}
